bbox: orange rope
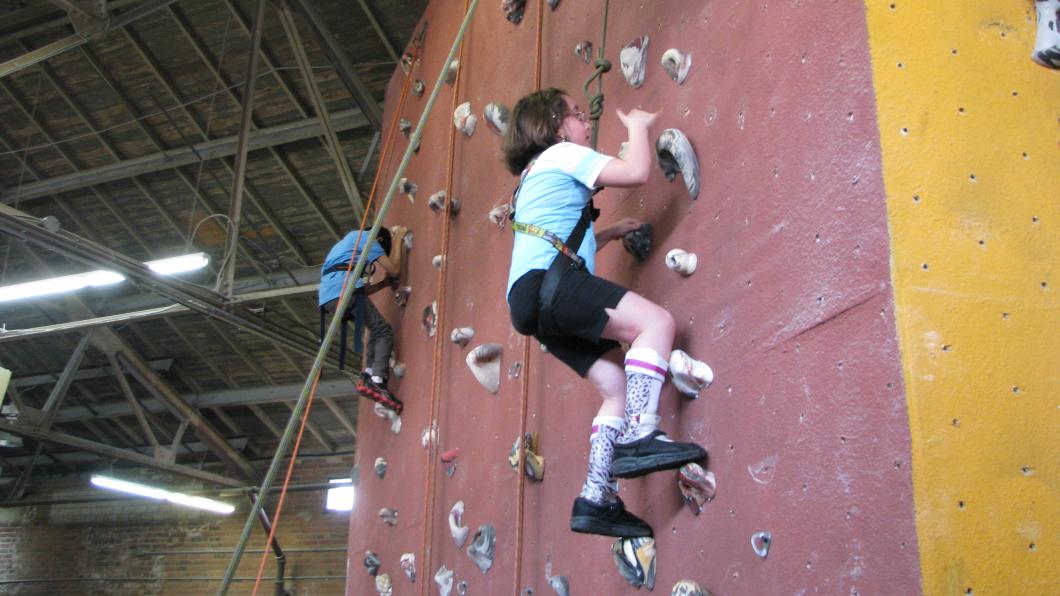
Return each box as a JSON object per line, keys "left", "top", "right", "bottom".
{"left": 513, "top": 3, "right": 546, "bottom": 593}
{"left": 247, "top": 39, "right": 420, "bottom": 596}
{"left": 418, "top": 4, "right": 473, "bottom": 594}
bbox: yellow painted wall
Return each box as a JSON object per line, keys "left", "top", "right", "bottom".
{"left": 865, "top": 1, "right": 1059, "bottom": 594}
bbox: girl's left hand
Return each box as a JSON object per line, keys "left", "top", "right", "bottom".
{"left": 611, "top": 217, "right": 642, "bottom": 237}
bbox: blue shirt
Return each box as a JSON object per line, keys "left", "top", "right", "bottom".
{"left": 506, "top": 142, "right": 613, "bottom": 297}
{"left": 318, "top": 231, "right": 386, "bottom": 305}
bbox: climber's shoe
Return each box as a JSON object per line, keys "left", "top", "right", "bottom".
{"left": 570, "top": 496, "right": 653, "bottom": 538}
{"left": 357, "top": 376, "right": 404, "bottom": 415}
{"left": 612, "top": 431, "right": 706, "bottom": 478}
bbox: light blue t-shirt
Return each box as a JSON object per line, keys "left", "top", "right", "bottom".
{"left": 319, "top": 231, "right": 386, "bottom": 305}
{"left": 506, "top": 142, "right": 613, "bottom": 297}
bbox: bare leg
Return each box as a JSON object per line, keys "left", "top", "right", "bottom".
{"left": 586, "top": 347, "right": 626, "bottom": 417}
{"left": 601, "top": 292, "right": 675, "bottom": 355}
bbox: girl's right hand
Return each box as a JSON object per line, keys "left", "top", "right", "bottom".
{"left": 616, "top": 108, "right": 660, "bottom": 131}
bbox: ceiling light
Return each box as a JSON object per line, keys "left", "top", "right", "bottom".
{"left": 0, "top": 253, "right": 208, "bottom": 303}
{"left": 90, "top": 475, "right": 235, "bottom": 514}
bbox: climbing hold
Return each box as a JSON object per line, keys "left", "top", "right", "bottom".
{"left": 421, "top": 421, "right": 438, "bottom": 450}
{"left": 454, "top": 102, "right": 477, "bottom": 137}
{"left": 748, "top": 454, "right": 777, "bottom": 485}
{"left": 548, "top": 575, "right": 570, "bottom": 596}
{"left": 484, "top": 102, "right": 510, "bottom": 135}
{"left": 435, "top": 565, "right": 455, "bottom": 596}
{"left": 451, "top": 327, "right": 475, "bottom": 347}
{"left": 508, "top": 433, "right": 545, "bottom": 481}
{"left": 379, "top": 507, "right": 398, "bottom": 526}
{"left": 375, "top": 573, "right": 393, "bottom": 596}
{"left": 373, "top": 402, "right": 402, "bottom": 434}
{"left": 457, "top": 580, "right": 469, "bottom": 596}
{"left": 449, "top": 501, "right": 469, "bottom": 547}
{"left": 488, "top": 204, "right": 511, "bottom": 227}
{"left": 660, "top": 48, "right": 692, "bottom": 84}
{"left": 656, "top": 128, "right": 700, "bottom": 199}
{"left": 466, "top": 343, "right": 503, "bottom": 393}
{"left": 400, "top": 552, "right": 416, "bottom": 582}
{"left": 678, "top": 462, "right": 716, "bottom": 515}
{"left": 665, "top": 248, "right": 697, "bottom": 276}
{"left": 399, "top": 177, "right": 418, "bottom": 202}
{"left": 428, "top": 190, "right": 462, "bottom": 216}
{"left": 669, "top": 349, "right": 713, "bottom": 398}
{"left": 502, "top": 0, "right": 526, "bottom": 23}
{"left": 612, "top": 536, "right": 656, "bottom": 590}
{"left": 402, "top": 230, "right": 413, "bottom": 250}
{"left": 1033, "top": 0, "right": 1060, "bottom": 68}
{"left": 508, "top": 361, "right": 522, "bottom": 379}
{"left": 751, "top": 531, "right": 772, "bottom": 558}
{"left": 422, "top": 301, "right": 437, "bottom": 337}
{"left": 412, "top": 79, "right": 426, "bottom": 96}
{"left": 445, "top": 60, "right": 460, "bottom": 85}
{"left": 672, "top": 579, "right": 711, "bottom": 596}
{"left": 399, "top": 118, "right": 412, "bottom": 136}
{"left": 547, "top": 0, "right": 560, "bottom": 8}
{"left": 575, "top": 41, "right": 592, "bottom": 64}
{"left": 622, "top": 223, "right": 652, "bottom": 262}
{"left": 374, "top": 457, "right": 387, "bottom": 479}
{"left": 432, "top": 254, "right": 445, "bottom": 269}
{"left": 441, "top": 447, "right": 460, "bottom": 463}
{"left": 394, "top": 286, "right": 411, "bottom": 307}
{"left": 619, "top": 36, "right": 649, "bottom": 88}
{"left": 467, "top": 524, "right": 497, "bottom": 573}
{"left": 391, "top": 360, "right": 406, "bottom": 378}
{"left": 364, "top": 550, "right": 381, "bottom": 576}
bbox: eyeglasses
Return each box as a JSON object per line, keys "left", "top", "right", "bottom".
{"left": 568, "top": 108, "right": 588, "bottom": 123}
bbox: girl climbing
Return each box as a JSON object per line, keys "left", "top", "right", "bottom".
{"left": 503, "top": 88, "right": 713, "bottom": 538}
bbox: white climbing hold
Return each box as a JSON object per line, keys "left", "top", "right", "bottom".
{"left": 665, "top": 248, "right": 697, "bottom": 276}
{"left": 394, "top": 286, "right": 410, "bottom": 307}
{"left": 374, "top": 457, "right": 387, "bottom": 478}
{"left": 488, "top": 204, "right": 510, "bottom": 227}
{"left": 619, "top": 36, "right": 649, "bottom": 88}
{"left": 466, "top": 343, "right": 503, "bottom": 394}
{"left": 1033, "top": 0, "right": 1060, "bottom": 69}
{"left": 467, "top": 524, "right": 496, "bottom": 573}
{"left": 400, "top": 229, "right": 414, "bottom": 250}
{"left": 422, "top": 301, "right": 437, "bottom": 337}
{"left": 661, "top": 48, "right": 692, "bottom": 84}
{"left": 399, "top": 177, "right": 417, "bottom": 202}
{"left": 672, "top": 579, "right": 711, "bottom": 596}
{"left": 449, "top": 501, "right": 469, "bottom": 547}
{"left": 549, "top": 575, "right": 570, "bottom": 596}
{"left": 434, "top": 565, "right": 454, "bottom": 596}
{"left": 428, "top": 190, "right": 446, "bottom": 213}
{"left": 575, "top": 41, "right": 592, "bottom": 64}
{"left": 412, "top": 79, "right": 425, "bottom": 96}
{"left": 421, "top": 421, "right": 438, "bottom": 450}
{"left": 484, "top": 102, "right": 510, "bottom": 135}
{"left": 373, "top": 402, "right": 402, "bottom": 434}
{"left": 399, "top": 118, "right": 412, "bottom": 136}
{"left": 391, "top": 359, "right": 406, "bottom": 378}
{"left": 453, "top": 102, "right": 477, "bottom": 136}
{"left": 656, "top": 128, "right": 700, "bottom": 199}
{"left": 432, "top": 254, "right": 445, "bottom": 270}
{"left": 379, "top": 507, "right": 398, "bottom": 526}
{"left": 445, "top": 60, "right": 459, "bottom": 85}
{"left": 400, "top": 552, "right": 416, "bottom": 582}
{"left": 669, "top": 349, "right": 713, "bottom": 398}
{"left": 450, "top": 327, "right": 475, "bottom": 347}
{"left": 751, "top": 531, "right": 772, "bottom": 558}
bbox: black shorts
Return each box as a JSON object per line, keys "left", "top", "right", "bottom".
{"left": 507, "top": 268, "right": 628, "bottom": 377}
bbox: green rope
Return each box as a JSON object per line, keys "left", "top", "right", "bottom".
{"left": 582, "top": 0, "right": 610, "bottom": 150}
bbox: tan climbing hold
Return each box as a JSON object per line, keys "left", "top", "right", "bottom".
{"left": 488, "top": 204, "right": 510, "bottom": 227}
{"left": 466, "top": 343, "right": 503, "bottom": 393}
{"left": 661, "top": 49, "right": 692, "bottom": 84}
{"left": 449, "top": 501, "right": 469, "bottom": 547}
{"left": 656, "top": 128, "right": 700, "bottom": 199}
{"left": 450, "top": 327, "right": 475, "bottom": 346}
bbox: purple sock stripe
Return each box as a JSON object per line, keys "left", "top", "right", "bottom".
{"left": 625, "top": 358, "right": 667, "bottom": 379}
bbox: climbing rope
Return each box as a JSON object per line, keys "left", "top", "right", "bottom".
{"left": 513, "top": 2, "right": 547, "bottom": 592}
{"left": 244, "top": 26, "right": 422, "bottom": 596}
{"left": 418, "top": 2, "right": 475, "bottom": 593}
{"left": 581, "top": 0, "right": 612, "bottom": 151}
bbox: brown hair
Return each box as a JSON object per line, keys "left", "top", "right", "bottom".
{"left": 502, "top": 88, "right": 570, "bottom": 175}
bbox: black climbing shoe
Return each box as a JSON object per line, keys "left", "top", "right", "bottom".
{"left": 612, "top": 431, "right": 706, "bottom": 478}
{"left": 570, "top": 497, "right": 653, "bottom": 538}
{"left": 357, "top": 376, "right": 404, "bottom": 415}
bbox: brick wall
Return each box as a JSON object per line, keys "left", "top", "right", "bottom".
{"left": 0, "top": 455, "right": 355, "bottom": 595}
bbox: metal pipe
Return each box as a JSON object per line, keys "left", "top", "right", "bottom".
{"left": 219, "top": 0, "right": 268, "bottom": 297}
{"left": 215, "top": 2, "right": 482, "bottom": 592}
{"left": 248, "top": 493, "right": 287, "bottom": 596}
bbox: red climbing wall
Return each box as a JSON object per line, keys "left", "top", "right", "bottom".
{"left": 347, "top": 0, "right": 921, "bottom": 594}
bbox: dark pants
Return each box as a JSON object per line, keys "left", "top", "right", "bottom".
{"left": 323, "top": 297, "right": 393, "bottom": 379}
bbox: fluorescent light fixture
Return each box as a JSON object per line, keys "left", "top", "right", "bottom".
{"left": 90, "top": 475, "right": 235, "bottom": 514}
{"left": 0, "top": 252, "right": 208, "bottom": 303}
{"left": 325, "top": 477, "right": 354, "bottom": 511}
{"left": 146, "top": 252, "right": 209, "bottom": 275}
